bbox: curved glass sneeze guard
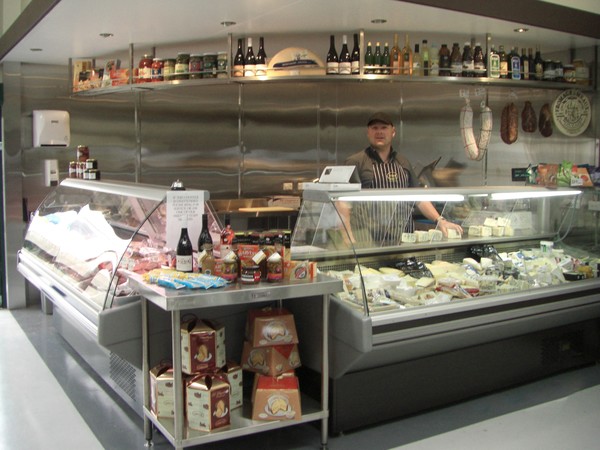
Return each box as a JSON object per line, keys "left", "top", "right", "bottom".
{"left": 291, "top": 186, "right": 587, "bottom": 316}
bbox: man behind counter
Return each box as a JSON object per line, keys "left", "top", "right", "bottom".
{"left": 341, "top": 111, "right": 463, "bottom": 245}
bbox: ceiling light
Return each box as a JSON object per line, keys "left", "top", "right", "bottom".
{"left": 99, "top": 33, "right": 114, "bottom": 38}
{"left": 220, "top": 21, "right": 237, "bottom": 27}
{"left": 514, "top": 27, "right": 529, "bottom": 33}
{"left": 371, "top": 19, "right": 387, "bottom": 24}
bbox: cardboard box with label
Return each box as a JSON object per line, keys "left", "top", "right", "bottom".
{"left": 241, "top": 341, "right": 301, "bottom": 376}
{"left": 186, "top": 373, "right": 231, "bottom": 432}
{"left": 149, "top": 362, "right": 174, "bottom": 418}
{"left": 245, "top": 307, "right": 299, "bottom": 347}
{"left": 252, "top": 374, "right": 302, "bottom": 421}
{"left": 222, "top": 361, "right": 243, "bottom": 410}
{"left": 181, "top": 318, "right": 226, "bottom": 375}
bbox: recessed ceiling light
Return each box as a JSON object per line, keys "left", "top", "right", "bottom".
{"left": 371, "top": 19, "right": 387, "bottom": 24}
{"left": 30, "top": 48, "right": 43, "bottom": 52}
{"left": 99, "top": 32, "right": 114, "bottom": 38}
{"left": 514, "top": 27, "right": 529, "bottom": 33}
{"left": 220, "top": 21, "right": 237, "bottom": 27}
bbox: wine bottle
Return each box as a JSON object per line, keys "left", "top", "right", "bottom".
{"left": 374, "top": 41, "right": 382, "bottom": 74}
{"left": 528, "top": 48, "right": 535, "bottom": 80}
{"left": 233, "top": 38, "right": 245, "bottom": 77}
{"left": 176, "top": 223, "right": 193, "bottom": 273}
{"left": 351, "top": 33, "right": 360, "bottom": 74}
{"left": 197, "top": 213, "right": 215, "bottom": 274}
{"left": 364, "top": 41, "right": 373, "bottom": 74}
{"left": 326, "top": 35, "right": 339, "bottom": 75}
{"left": 401, "top": 34, "right": 413, "bottom": 75}
{"left": 391, "top": 33, "right": 401, "bottom": 75}
{"left": 339, "top": 34, "right": 351, "bottom": 75}
{"left": 382, "top": 42, "right": 390, "bottom": 75}
{"left": 255, "top": 37, "right": 267, "bottom": 76}
{"left": 421, "top": 39, "right": 430, "bottom": 76}
{"left": 412, "top": 43, "right": 422, "bottom": 76}
{"left": 244, "top": 37, "right": 256, "bottom": 76}
{"left": 438, "top": 43, "right": 450, "bottom": 76}
{"left": 533, "top": 45, "right": 544, "bottom": 81}
{"left": 498, "top": 45, "right": 508, "bottom": 78}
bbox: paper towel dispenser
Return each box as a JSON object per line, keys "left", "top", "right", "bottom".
{"left": 33, "top": 110, "right": 70, "bottom": 147}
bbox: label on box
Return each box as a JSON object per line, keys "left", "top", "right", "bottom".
{"left": 245, "top": 307, "right": 299, "bottom": 347}
{"left": 186, "top": 374, "right": 230, "bottom": 432}
{"left": 241, "top": 341, "right": 301, "bottom": 376}
{"left": 222, "top": 361, "right": 243, "bottom": 410}
{"left": 252, "top": 374, "right": 301, "bottom": 421}
{"left": 181, "top": 318, "right": 226, "bottom": 375}
{"left": 149, "top": 363, "right": 174, "bottom": 418}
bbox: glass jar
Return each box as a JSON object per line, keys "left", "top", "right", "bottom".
{"left": 203, "top": 53, "right": 217, "bottom": 78}
{"left": 175, "top": 53, "right": 190, "bottom": 80}
{"left": 151, "top": 58, "right": 164, "bottom": 82}
{"left": 563, "top": 65, "right": 575, "bottom": 83}
{"left": 163, "top": 58, "right": 176, "bottom": 80}
{"left": 217, "top": 52, "right": 228, "bottom": 78}
{"left": 241, "top": 265, "right": 261, "bottom": 284}
{"left": 554, "top": 60, "right": 564, "bottom": 82}
{"left": 138, "top": 54, "right": 153, "bottom": 83}
{"left": 189, "top": 54, "right": 203, "bottom": 79}
{"left": 573, "top": 59, "right": 590, "bottom": 85}
{"left": 543, "top": 60, "right": 555, "bottom": 81}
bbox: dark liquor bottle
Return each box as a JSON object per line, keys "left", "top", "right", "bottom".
{"left": 461, "top": 42, "right": 474, "bottom": 77}
{"left": 528, "top": 48, "right": 534, "bottom": 79}
{"left": 339, "top": 34, "right": 351, "bottom": 75}
{"left": 364, "top": 41, "right": 374, "bottom": 74}
{"left": 244, "top": 37, "right": 256, "bottom": 76}
{"left": 256, "top": 37, "right": 267, "bottom": 76}
{"left": 233, "top": 38, "right": 245, "bottom": 77}
{"left": 473, "top": 42, "right": 485, "bottom": 77}
{"left": 533, "top": 45, "right": 544, "bottom": 81}
{"left": 326, "top": 35, "right": 339, "bottom": 75}
{"left": 520, "top": 48, "right": 529, "bottom": 80}
{"left": 450, "top": 42, "right": 462, "bottom": 77}
{"left": 176, "top": 224, "right": 193, "bottom": 273}
{"left": 197, "top": 213, "right": 215, "bottom": 274}
{"left": 351, "top": 33, "right": 360, "bottom": 74}
{"left": 438, "top": 44, "right": 451, "bottom": 76}
{"left": 498, "top": 45, "right": 509, "bottom": 78}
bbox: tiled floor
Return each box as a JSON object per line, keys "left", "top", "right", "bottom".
{"left": 2, "top": 306, "right": 600, "bottom": 450}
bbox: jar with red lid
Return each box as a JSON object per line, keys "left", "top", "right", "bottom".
{"left": 138, "top": 54, "right": 153, "bottom": 83}
{"left": 151, "top": 58, "right": 164, "bottom": 82}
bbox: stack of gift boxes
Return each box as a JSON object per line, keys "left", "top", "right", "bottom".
{"left": 149, "top": 317, "right": 243, "bottom": 432}
{"left": 149, "top": 307, "right": 303, "bottom": 432}
{"left": 241, "top": 307, "right": 303, "bottom": 421}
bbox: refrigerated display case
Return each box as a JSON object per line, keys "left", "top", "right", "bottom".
{"left": 289, "top": 185, "right": 600, "bottom": 433}
{"left": 16, "top": 178, "right": 217, "bottom": 414}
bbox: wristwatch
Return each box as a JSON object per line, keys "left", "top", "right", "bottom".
{"left": 435, "top": 216, "right": 446, "bottom": 223}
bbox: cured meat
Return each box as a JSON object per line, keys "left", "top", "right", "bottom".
{"left": 460, "top": 100, "right": 493, "bottom": 161}
{"left": 500, "top": 102, "right": 518, "bottom": 144}
{"left": 539, "top": 103, "right": 553, "bottom": 137}
{"left": 521, "top": 101, "right": 537, "bottom": 133}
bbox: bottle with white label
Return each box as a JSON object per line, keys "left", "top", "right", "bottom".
{"left": 244, "top": 37, "right": 256, "bottom": 76}
{"left": 176, "top": 223, "right": 193, "bottom": 273}
{"left": 339, "top": 35, "right": 351, "bottom": 75}
{"left": 326, "top": 35, "right": 339, "bottom": 75}
{"left": 255, "top": 37, "right": 268, "bottom": 76}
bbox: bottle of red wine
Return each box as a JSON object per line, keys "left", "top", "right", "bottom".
{"left": 256, "top": 37, "right": 267, "bottom": 76}
{"left": 339, "top": 34, "right": 351, "bottom": 75}
{"left": 233, "top": 38, "right": 245, "bottom": 77}
{"left": 326, "top": 35, "right": 339, "bottom": 75}
{"left": 176, "top": 223, "right": 193, "bottom": 273}
{"left": 197, "top": 213, "right": 214, "bottom": 274}
{"left": 244, "top": 37, "right": 256, "bottom": 76}
{"left": 351, "top": 33, "right": 360, "bottom": 74}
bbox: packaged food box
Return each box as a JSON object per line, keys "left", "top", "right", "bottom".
{"left": 241, "top": 341, "right": 301, "bottom": 376}
{"left": 222, "top": 361, "right": 243, "bottom": 410}
{"left": 252, "top": 370, "right": 295, "bottom": 403}
{"left": 252, "top": 374, "right": 302, "bottom": 421}
{"left": 149, "top": 362, "right": 174, "bottom": 418}
{"left": 245, "top": 307, "right": 299, "bottom": 347}
{"left": 186, "top": 373, "right": 230, "bottom": 432}
{"left": 181, "top": 318, "right": 226, "bottom": 375}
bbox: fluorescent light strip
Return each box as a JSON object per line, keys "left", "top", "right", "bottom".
{"left": 491, "top": 190, "right": 582, "bottom": 200}
{"left": 336, "top": 194, "right": 465, "bottom": 202}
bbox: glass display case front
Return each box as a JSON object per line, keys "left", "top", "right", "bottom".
{"left": 292, "top": 186, "right": 600, "bottom": 315}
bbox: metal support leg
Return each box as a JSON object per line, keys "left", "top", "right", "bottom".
{"left": 321, "top": 293, "right": 330, "bottom": 447}
{"left": 171, "top": 310, "right": 184, "bottom": 450}
{"left": 142, "top": 299, "right": 153, "bottom": 446}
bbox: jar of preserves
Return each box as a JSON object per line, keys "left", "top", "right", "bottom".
{"left": 217, "top": 52, "right": 228, "bottom": 78}
{"left": 175, "top": 53, "right": 190, "bottom": 80}
{"left": 189, "top": 54, "right": 203, "bottom": 79}
{"left": 163, "top": 58, "right": 176, "bottom": 80}
{"left": 543, "top": 59, "right": 555, "bottom": 81}
{"left": 241, "top": 265, "right": 261, "bottom": 284}
{"left": 77, "top": 145, "right": 89, "bottom": 162}
{"left": 573, "top": 59, "right": 590, "bottom": 85}
{"left": 85, "top": 158, "right": 98, "bottom": 170}
{"left": 88, "top": 169, "right": 100, "bottom": 180}
{"left": 554, "top": 60, "right": 564, "bottom": 82}
{"left": 68, "top": 161, "right": 77, "bottom": 178}
{"left": 563, "top": 64, "right": 576, "bottom": 83}
{"left": 138, "top": 54, "right": 153, "bottom": 83}
{"left": 151, "top": 58, "right": 164, "bottom": 82}
{"left": 203, "top": 53, "right": 218, "bottom": 78}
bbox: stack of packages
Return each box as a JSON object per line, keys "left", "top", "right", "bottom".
{"left": 241, "top": 307, "right": 303, "bottom": 421}
{"left": 149, "top": 316, "right": 244, "bottom": 433}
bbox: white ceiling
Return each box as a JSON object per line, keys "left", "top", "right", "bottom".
{"left": 2, "top": 0, "right": 599, "bottom": 65}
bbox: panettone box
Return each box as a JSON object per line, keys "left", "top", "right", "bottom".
{"left": 252, "top": 370, "right": 295, "bottom": 403}
{"left": 245, "top": 307, "right": 299, "bottom": 347}
{"left": 149, "top": 362, "right": 174, "bottom": 418}
{"left": 186, "top": 373, "right": 230, "bottom": 432}
{"left": 241, "top": 341, "right": 301, "bottom": 376}
{"left": 222, "top": 361, "right": 243, "bottom": 410}
{"left": 252, "top": 374, "right": 302, "bottom": 421}
{"left": 181, "top": 318, "right": 226, "bottom": 375}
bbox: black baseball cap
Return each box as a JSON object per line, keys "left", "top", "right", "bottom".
{"left": 367, "top": 112, "right": 394, "bottom": 126}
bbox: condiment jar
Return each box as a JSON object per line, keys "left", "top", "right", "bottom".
{"left": 203, "top": 53, "right": 218, "bottom": 78}
{"left": 138, "top": 54, "right": 153, "bottom": 83}
{"left": 163, "top": 58, "right": 176, "bottom": 80}
{"left": 175, "top": 53, "right": 190, "bottom": 80}
{"left": 217, "top": 52, "right": 228, "bottom": 78}
{"left": 189, "top": 54, "right": 203, "bottom": 79}
{"left": 241, "top": 265, "right": 261, "bottom": 284}
{"left": 151, "top": 58, "right": 164, "bottom": 82}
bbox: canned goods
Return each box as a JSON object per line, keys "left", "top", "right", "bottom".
{"left": 151, "top": 58, "right": 164, "bottom": 81}
{"left": 189, "top": 54, "right": 203, "bottom": 79}
{"left": 163, "top": 58, "right": 176, "bottom": 80}
{"left": 203, "top": 53, "right": 217, "bottom": 78}
{"left": 217, "top": 52, "right": 228, "bottom": 78}
{"left": 175, "top": 53, "right": 190, "bottom": 80}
